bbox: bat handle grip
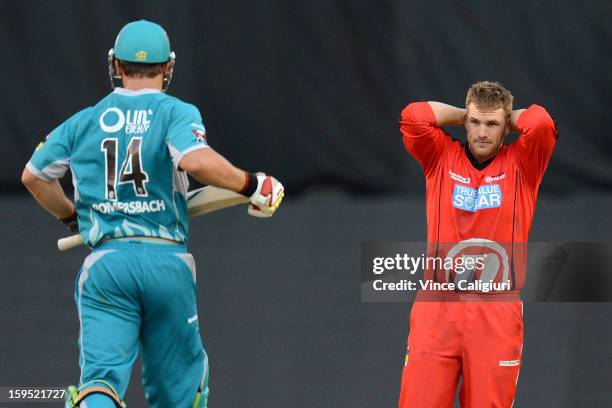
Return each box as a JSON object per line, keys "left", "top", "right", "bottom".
{"left": 57, "top": 234, "right": 84, "bottom": 251}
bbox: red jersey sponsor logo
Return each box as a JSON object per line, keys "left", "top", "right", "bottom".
{"left": 484, "top": 173, "right": 506, "bottom": 183}
{"left": 449, "top": 170, "right": 470, "bottom": 184}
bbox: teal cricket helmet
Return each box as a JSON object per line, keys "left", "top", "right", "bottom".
{"left": 114, "top": 20, "right": 172, "bottom": 63}
{"left": 108, "top": 19, "right": 176, "bottom": 91}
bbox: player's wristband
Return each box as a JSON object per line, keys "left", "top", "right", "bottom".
{"left": 60, "top": 211, "right": 79, "bottom": 234}
{"left": 240, "top": 172, "right": 259, "bottom": 197}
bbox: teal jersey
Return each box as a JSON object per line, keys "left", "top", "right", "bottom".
{"left": 27, "top": 87, "right": 209, "bottom": 246}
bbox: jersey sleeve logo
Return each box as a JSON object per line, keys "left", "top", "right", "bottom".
{"left": 35, "top": 134, "right": 51, "bottom": 150}
{"left": 191, "top": 127, "right": 207, "bottom": 142}
{"left": 452, "top": 184, "right": 502, "bottom": 212}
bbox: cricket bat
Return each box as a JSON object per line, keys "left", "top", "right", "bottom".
{"left": 56, "top": 186, "right": 249, "bottom": 251}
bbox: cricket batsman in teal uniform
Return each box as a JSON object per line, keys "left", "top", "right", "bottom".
{"left": 21, "top": 20, "right": 284, "bottom": 408}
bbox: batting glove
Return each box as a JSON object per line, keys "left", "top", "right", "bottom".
{"left": 60, "top": 211, "right": 79, "bottom": 233}
{"left": 248, "top": 173, "right": 284, "bottom": 218}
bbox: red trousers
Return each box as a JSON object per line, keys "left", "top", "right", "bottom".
{"left": 399, "top": 301, "right": 523, "bottom": 408}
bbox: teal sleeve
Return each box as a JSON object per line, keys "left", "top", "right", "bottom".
{"left": 26, "top": 110, "right": 84, "bottom": 181}
{"left": 166, "top": 103, "right": 209, "bottom": 168}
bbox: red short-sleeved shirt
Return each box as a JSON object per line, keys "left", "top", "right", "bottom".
{"left": 400, "top": 102, "right": 557, "bottom": 290}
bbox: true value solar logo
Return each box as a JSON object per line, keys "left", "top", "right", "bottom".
{"left": 452, "top": 184, "right": 502, "bottom": 212}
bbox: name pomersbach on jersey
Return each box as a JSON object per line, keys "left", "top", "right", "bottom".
{"left": 92, "top": 199, "right": 166, "bottom": 215}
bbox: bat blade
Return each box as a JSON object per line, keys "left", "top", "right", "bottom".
{"left": 57, "top": 186, "right": 249, "bottom": 251}
{"left": 187, "top": 186, "right": 249, "bottom": 217}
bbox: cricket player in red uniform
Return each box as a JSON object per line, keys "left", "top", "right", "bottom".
{"left": 398, "top": 81, "right": 557, "bottom": 407}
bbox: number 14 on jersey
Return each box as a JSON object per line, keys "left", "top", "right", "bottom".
{"left": 101, "top": 137, "right": 150, "bottom": 199}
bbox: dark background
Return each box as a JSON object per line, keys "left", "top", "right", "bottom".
{"left": 1, "top": 1, "right": 611, "bottom": 407}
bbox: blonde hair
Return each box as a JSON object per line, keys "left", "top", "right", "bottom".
{"left": 466, "top": 81, "right": 513, "bottom": 117}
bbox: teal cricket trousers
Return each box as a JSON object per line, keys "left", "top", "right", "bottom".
{"left": 74, "top": 240, "right": 209, "bottom": 408}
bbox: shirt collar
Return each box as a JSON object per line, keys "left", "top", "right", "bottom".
{"left": 113, "top": 87, "right": 162, "bottom": 96}
{"left": 464, "top": 143, "right": 495, "bottom": 170}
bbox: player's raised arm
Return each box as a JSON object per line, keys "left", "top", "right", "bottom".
{"left": 427, "top": 102, "right": 466, "bottom": 127}
{"left": 509, "top": 105, "right": 558, "bottom": 188}
{"left": 179, "top": 148, "right": 284, "bottom": 217}
{"left": 510, "top": 108, "right": 526, "bottom": 131}
{"left": 399, "top": 102, "right": 459, "bottom": 174}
